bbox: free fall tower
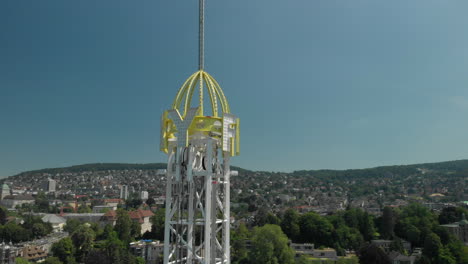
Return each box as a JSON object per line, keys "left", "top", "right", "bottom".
{"left": 159, "top": 0, "right": 240, "bottom": 263}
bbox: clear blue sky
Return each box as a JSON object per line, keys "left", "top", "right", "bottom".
{"left": 1, "top": 0, "right": 468, "bottom": 177}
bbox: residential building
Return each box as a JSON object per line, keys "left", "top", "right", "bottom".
{"left": 41, "top": 214, "right": 66, "bottom": 232}
{"left": 140, "top": 191, "right": 149, "bottom": 201}
{"left": 310, "top": 248, "right": 338, "bottom": 261}
{"left": 0, "top": 184, "right": 10, "bottom": 200}
{"left": 440, "top": 213, "right": 468, "bottom": 245}
{"left": 101, "top": 209, "right": 154, "bottom": 234}
{"left": 371, "top": 239, "right": 411, "bottom": 253}
{"left": 0, "top": 242, "right": 17, "bottom": 264}
{"left": 104, "top": 199, "right": 122, "bottom": 207}
{"left": 61, "top": 213, "right": 104, "bottom": 224}
{"left": 120, "top": 185, "right": 129, "bottom": 200}
{"left": 92, "top": 205, "right": 116, "bottom": 213}
{"left": 0, "top": 194, "right": 35, "bottom": 209}
{"left": 18, "top": 245, "right": 47, "bottom": 263}
{"left": 129, "top": 240, "right": 164, "bottom": 264}
{"left": 46, "top": 178, "right": 56, "bottom": 193}
{"left": 290, "top": 243, "right": 314, "bottom": 256}
{"left": 388, "top": 251, "right": 416, "bottom": 264}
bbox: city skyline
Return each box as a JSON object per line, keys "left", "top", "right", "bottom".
{"left": 2, "top": 0, "right": 468, "bottom": 177}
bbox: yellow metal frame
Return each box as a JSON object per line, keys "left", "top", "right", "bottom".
{"left": 172, "top": 70, "right": 230, "bottom": 118}
{"left": 161, "top": 70, "right": 240, "bottom": 156}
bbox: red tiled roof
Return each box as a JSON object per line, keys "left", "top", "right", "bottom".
{"left": 139, "top": 209, "right": 154, "bottom": 218}
{"left": 101, "top": 209, "right": 153, "bottom": 223}
{"left": 129, "top": 211, "right": 144, "bottom": 223}
{"left": 105, "top": 199, "right": 122, "bottom": 203}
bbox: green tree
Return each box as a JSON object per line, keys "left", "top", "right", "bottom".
{"left": 146, "top": 197, "right": 156, "bottom": 207}
{"left": 404, "top": 224, "right": 421, "bottom": 246}
{"left": 358, "top": 243, "right": 391, "bottom": 264}
{"left": 64, "top": 219, "right": 82, "bottom": 234}
{"left": 437, "top": 246, "right": 456, "bottom": 264}
{"left": 44, "top": 257, "right": 64, "bottom": 264}
{"left": 22, "top": 215, "right": 53, "bottom": 237}
{"left": 389, "top": 237, "right": 405, "bottom": 254}
{"left": 1, "top": 222, "right": 31, "bottom": 242}
{"left": 77, "top": 205, "right": 92, "bottom": 213}
{"left": 35, "top": 192, "right": 50, "bottom": 212}
{"left": 135, "top": 257, "right": 145, "bottom": 264}
{"left": 334, "top": 225, "right": 364, "bottom": 251}
{"left": 32, "top": 223, "right": 48, "bottom": 238}
{"left": 336, "top": 257, "right": 360, "bottom": 264}
{"left": 84, "top": 249, "right": 111, "bottom": 264}
{"left": 299, "top": 212, "right": 334, "bottom": 247}
{"left": 131, "top": 219, "right": 141, "bottom": 239}
{"left": 266, "top": 212, "right": 281, "bottom": 225}
{"left": 105, "top": 231, "right": 124, "bottom": 263}
{"left": 343, "top": 208, "right": 375, "bottom": 241}
{"left": 439, "top": 207, "right": 468, "bottom": 225}
{"left": 295, "top": 255, "right": 309, "bottom": 264}
{"left": 71, "top": 225, "right": 95, "bottom": 262}
{"left": 395, "top": 203, "right": 437, "bottom": 247}
{"left": 0, "top": 206, "right": 8, "bottom": 225}
{"left": 15, "top": 257, "right": 31, "bottom": 264}
{"left": 248, "top": 224, "right": 295, "bottom": 264}
{"left": 460, "top": 246, "right": 468, "bottom": 264}
{"left": 98, "top": 224, "right": 114, "bottom": 241}
{"left": 125, "top": 198, "right": 143, "bottom": 209}
{"left": 114, "top": 209, "right": 132, "bottom": 244}
{"left": 423, "top": 232, "right": 442, "bottom": 261}
{"left": 381, "top": 207, "right": 396, "bottom": 239}
{"left": 149, "top": 208, "right": 165, "bottom": 241}
{"left": 254, "top": 207, "right": 270, "bottom": 227}
{"left": 280, "top": 209, "right": 300, "bottom": 242}
{"left": 232, "top": 223, "right": 249, "bottom": 264}
{"left": 51, "top": 237, "right": 75, "bottom": 264}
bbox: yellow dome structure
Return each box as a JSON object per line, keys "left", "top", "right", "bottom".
{"left": 160, "top": 69, "right": 239, "bottom": 156}
{"left": 172, "top": 70, "right": 230, "bottom": 117}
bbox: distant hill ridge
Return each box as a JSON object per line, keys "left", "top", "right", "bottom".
{"left": 9, "top": 159, "right": 468, "bottom": 178}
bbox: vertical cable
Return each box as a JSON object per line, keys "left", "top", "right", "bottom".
{"left": 199, "top": 0, "right": 205, "bottom": 70}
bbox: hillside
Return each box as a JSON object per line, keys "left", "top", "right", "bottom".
{"left": 3, "top": 160, "right": 466, "bottom": 214}
{"left": 8, "top": 159, "right": 468, "bottom": 178}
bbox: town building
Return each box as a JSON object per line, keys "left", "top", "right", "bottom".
{"left": 371, "top": 239, "right": 412, "bottom": 253}
{"left": 290, "top": 243, "right": 314, "bottom": 256}
{"left": 18, "top": 245, "right": 47, "bottom": 263}
{"left": 140, "top": 191, "right": 149, "bottom": 201}
{"left": 61, "top": 213, "right": 104, "bottom": 224}
{"left": 41, "top": 214, "right": 66, "bottom": 232}
{"left": 120, "top": 185, "right": 129, "bottom": 200}
{"left": 101, "top": 209, "right": 154, "bottom": 234}
{"left": 388, "top": 251, "right": 417, "bottom": 264}
{"left": 440, "top": 213, "right": 468, "bottom": 245}
{"left": 0, "top": 194, "right": 35, "bottom": 209}
{"left": 104, "top": 199, "right": 122, "bottom": 207}
{"left": 0, "top": 242, "right": 17, "bottom": 264}
{"left": 129, "top": 240, "right": 164, "bottom": 264}
{"left": 92, "top": 205, "right": 116, "bottom": 213}
{"left": 0, "top": 184, "right": 10, "bottom": 200}
{"left": 310, "top": 248, "right": 338, "bottom": 262}
{"left": 46, "top": 178, "right": 56, "bottom": 193}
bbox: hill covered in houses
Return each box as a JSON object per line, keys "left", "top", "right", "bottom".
{"left": 0, "top": 160, "right": 467, "bottom": 263}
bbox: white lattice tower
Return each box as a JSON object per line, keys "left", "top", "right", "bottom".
{"left": 159, "top": 1, "right": 240, "bottom": 263}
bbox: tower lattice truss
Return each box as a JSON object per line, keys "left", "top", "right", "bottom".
{"left": 164, "top": 136, "right": 232, "bottom": 264}
{"left": 160, "top": 0, "right": 239, "bottom": 262}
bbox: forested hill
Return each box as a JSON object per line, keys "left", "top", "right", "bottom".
{"left": 8, "top": 163, "right": 251, "bottom": 178}
{"left": 9, "top": 159, "right": 468, "bottom": 179}
{"left": 12, "top": 163, "right": 167, "bottom": 176}
{"left": 291, "top": 159, "right": 468, "bottom": 179}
